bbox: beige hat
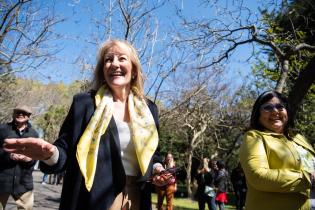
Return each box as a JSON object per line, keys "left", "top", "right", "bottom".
{"left": 13, "top": 105, "right": 32, "bottom": 115}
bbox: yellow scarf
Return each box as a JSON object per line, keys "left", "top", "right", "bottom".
{"left": 76, "top": 86, "right": 159, "bottom": 191}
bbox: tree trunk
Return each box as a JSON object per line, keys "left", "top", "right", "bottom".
{"left": 288, "top": 56, "right": 315, "bottom": 121}
{"left": 186, "top": 148, "right": 193, "bottom": 198}
{"left": 276, "top": 59, "right": 289, "bottom": 93}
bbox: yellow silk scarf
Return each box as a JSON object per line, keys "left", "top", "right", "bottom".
{"left": 76, "top": 86, "right": 159, "bottom": 191}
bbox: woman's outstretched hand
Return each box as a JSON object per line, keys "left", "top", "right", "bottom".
{"left": 3, "top": 138, "right": 56, "bottom": 160}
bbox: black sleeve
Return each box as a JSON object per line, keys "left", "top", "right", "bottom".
{"left": 146, "top": 98, "right": 159, "bottom": 131}
{"left": 0, "top": 125, "right": 17, "bottom": 168}
{"left": 146, "top": 99, "right": 162, "bottom": 165}
{"left": 0, "top": 144, "right": 16, "bottom": 169}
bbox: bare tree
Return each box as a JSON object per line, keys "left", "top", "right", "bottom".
{"left": 174, "top": 0, "right": 315, "bottom": 119}
{"left": 73, "top": 0, "right": 201, "bottom": 104}
{"left": 0, "top": 0, "right": 64, "bottom": 77}
{"left": 159, "top": 62, "right": 228, "bottom": 196}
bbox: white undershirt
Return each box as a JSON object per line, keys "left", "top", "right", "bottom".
{"left": 114, "top": 115, "right": 140, "bottom": 176}
{"left": 43, "top": 116, "right": 142, "bottom": 176}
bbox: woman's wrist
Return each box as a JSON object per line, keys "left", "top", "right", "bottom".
{"left": 42, "top": 146, "right": 59, "bottom": 165}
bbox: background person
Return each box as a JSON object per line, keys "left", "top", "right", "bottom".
{"left": 155, "top": 152, "right": 177, "bottom": 210}
{"left": 214, "top": 160, "right": 228, "bottom": 210}
{"left": 3, "top": 39, "right": 172, "bottom": 210}
{"left": 41, "top": 173, "right": 49, "bottom": 185}
{"left": 195, "top": 158, "right": 216, "bottom": 210}
{"left": 231, "top": 163, "right": 247, "bottom": 210}
{"left": 0, "top": 105, "right": 39, "bottom": 210}
{"left": 240, "top": 90, "right": 315, "bottom": 210}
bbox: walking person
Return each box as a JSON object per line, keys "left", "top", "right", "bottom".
{"left": 240, "top": 90, "right": 315, "bottom": 210}
{"left": 195, "top": 158, "right": 216, "bottom": 210}
{"left": 3, "top": 39, "right": 172, "bottom": 210}
{"left": 41, "top": 173, "right": 49, "bottom": 185}
{"left": 155, "top": 152, "right": 177, "bottom": 210}
{"left": 231, "top": 163, "right": 246, "bottom": 210}
{"left": 214, "top": 160, "right": 228, "bottom": 210}
{"left": 0, "top": 105, "right": 39, "bottom": 210}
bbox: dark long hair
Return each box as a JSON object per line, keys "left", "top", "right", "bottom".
{"left": 250, "top": 90, "right": 294, "bottom": 138}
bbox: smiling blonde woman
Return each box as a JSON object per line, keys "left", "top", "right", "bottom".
{"left": 3, "top": 39, "right": 173, "bottom": 210}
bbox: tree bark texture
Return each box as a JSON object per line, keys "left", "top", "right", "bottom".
{"left": 276, "top": 59, "right": 289, "bottom": 93}
{"left": 186, "top": 149, "right": 193, "bottom": 198}
{"left": 288, "top": 56, "right": 315, "bottom": 121}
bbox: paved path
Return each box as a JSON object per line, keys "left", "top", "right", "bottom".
{"left": 6, "top": 170, "right": 159, "bottom": 210}
{"left": 6, "top": 170, "right": 62, "bottom": 210}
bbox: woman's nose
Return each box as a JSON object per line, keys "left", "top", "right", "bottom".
{"left": 111, "top": 57, "right": 119, "bottom": 67}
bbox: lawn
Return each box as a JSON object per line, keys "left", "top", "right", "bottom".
{"left": 151, "top": 193, "right": 236, "bottom": 210}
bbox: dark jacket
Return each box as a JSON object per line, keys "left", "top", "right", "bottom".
{"left": 231, "top": 166, "right": 247, "bottom": 192}
{"left": 0, "top": 122, "right": 39, "bottom": 195}
{"left": 195, "top": 170, "right": 215, "bottom": 199}
{"left": 214, "top": 169, "right": 228, "bottom": 193}
{"left": 40, "top": 91, "right": 161, "bottom": 210}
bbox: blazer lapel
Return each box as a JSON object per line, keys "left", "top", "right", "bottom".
{"left": 293, "top": 134, "right": 315, "bottom": 154}
{"left": 108, "top": 117, "right": 120, "bottom": 151}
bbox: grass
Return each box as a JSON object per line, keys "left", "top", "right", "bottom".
{"left": 151, "top": 193, "right": 236, "bottom": 210}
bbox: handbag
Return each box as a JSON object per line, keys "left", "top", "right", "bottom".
{"left": 204, "top": 185, "right": 216, "bottom": 197}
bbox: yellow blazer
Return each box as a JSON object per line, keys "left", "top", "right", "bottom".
{"left": 240, "top": 130, "right": 315, "bottom": 210}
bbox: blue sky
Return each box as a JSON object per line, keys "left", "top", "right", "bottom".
{"left": 23, "top": 0, "right": 264, "bottom": 91}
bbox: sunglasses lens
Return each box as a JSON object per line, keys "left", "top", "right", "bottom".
{"left": 275, "top": 104, "right": 285, "bottom": 110}
{"left": 262, "top": 105, "right": 274, "bottom": 111}
{"left": 15, "top": 111, "right": 29, "bottom": 116}
{"left": 261, "top": 103, "right": 285, "bottom": 112}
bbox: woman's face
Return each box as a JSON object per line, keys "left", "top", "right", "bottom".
{"left": 165, "top": 154, "right": 173, "bottom": 163}
{"left": 258, "top": 97, "right": 288, "bottom": 134}
{"left": 103, "top": 43, "right": 133, "bottom": 91}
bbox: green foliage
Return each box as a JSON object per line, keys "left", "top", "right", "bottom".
{"left": 251, "top": 60, "right": 277, "bottom": 90}
{"left": 294, "top": 86, "right": 315, "bottom": 144}
{"left": 159, "top": 120, "right": 188, "bottom": 167}
{"left": 0, "top": 76, "right": 83, "bottom": 142}
{"left": 253, "top": 0, "right": 315, "bottom": 140}
{"left": 35, "top": 105, "right": 69, "bottom": 143}
{"left": 32, "top": 80, "right": 85, "bottom": 142}
{"left": 158, "top": 85, "right": 258, "bottom": 173}
{"left": 151, "top": 192, "right": 236, "bottom": 209}
{"left": 0, "top": 75, "right": 17, "bottom": 122}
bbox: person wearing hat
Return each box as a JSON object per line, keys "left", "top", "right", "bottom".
{"left": 0, "top": 105, "right": 39, "bottom": 210}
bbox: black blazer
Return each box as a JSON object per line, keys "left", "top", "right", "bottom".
{"left": 40, "top": 91, "right": 161, "bottom": 210}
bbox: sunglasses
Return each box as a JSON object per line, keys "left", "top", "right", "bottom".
{"left": 260, "top": 103, "right": 285, "bottom": 112}
{"left": 15, "top": 111, "right": 31, "bottom": 116}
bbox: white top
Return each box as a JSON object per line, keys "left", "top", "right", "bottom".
{"left": 43, "top": 116, "right": 142, "bottom": 176}
{"left": 114, "top": 115, "right": 140, "bottom": 176}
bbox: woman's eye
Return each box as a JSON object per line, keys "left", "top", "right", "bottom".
{"left": 119, "top": 56, "right": 128, "bottom": 61}
{"left": 104, "top": 56, "right": 113, "bottom": 63}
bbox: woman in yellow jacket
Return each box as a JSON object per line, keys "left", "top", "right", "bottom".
{"left": 240, "top": 90, "right": 315, "bottom": 210}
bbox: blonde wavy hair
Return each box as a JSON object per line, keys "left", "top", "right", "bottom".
{"left": 92, "top": 39, "right": 144, "bottom": 98}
